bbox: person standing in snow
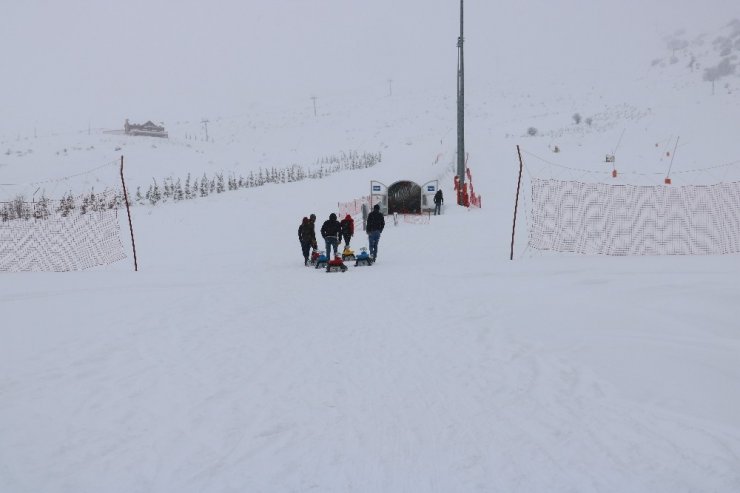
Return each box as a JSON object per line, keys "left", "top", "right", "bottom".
{"left": 298, "top": 217, "right": 312, "bottom": 265}
{"left": 340, "top": 214, "right": 354, "bottom": 248}
{"left": 321, "top": 213, "right": 342, "bottom": 259}
{"left": 433, "top": 189, "right": 444, "bottom": 215}
{"left": 365, "top": 204, "right": 385, "bottom": 260}
{"left": 306, "top": 213, "right": 318, "bottom": 250}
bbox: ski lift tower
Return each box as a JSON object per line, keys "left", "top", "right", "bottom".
{"left": 456, "top": 0, "right": 466, "bottom": 205}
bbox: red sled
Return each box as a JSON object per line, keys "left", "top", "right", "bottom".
{"left": 326, "top": 256, "right": 348, "bottom": 273}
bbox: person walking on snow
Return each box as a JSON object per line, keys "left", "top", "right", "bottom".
{"left": 321, "top": 213, "right": 342, "bottom": 259}
{"left": 298, "top": 217, "right": 312, "bottom": 265}
{"left": 365, "top": 204, "right": 385, "bottom": 260}
{"left": 340, "top": 214, "right": 355, "bottom": 248}
{"left": 434, "top": 189, "right": 444, "bottom": 215}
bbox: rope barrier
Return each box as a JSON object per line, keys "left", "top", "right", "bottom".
{"left": 521, "top": 149, "right": 740, "bottom": 178}
{"left": 4, "top": 160, "right": 119, "bottom": 187}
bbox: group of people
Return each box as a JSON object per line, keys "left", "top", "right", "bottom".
{"left": 297, "top": 204, "right": 386, "bottom": 266}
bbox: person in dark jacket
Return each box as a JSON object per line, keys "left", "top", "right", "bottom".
{"left": 321, "top": 213, "right": 342, "bottom": 258}
{"left": 365, "top": 204, "right": 385, "bottom": 260}
{"left": 340, "top": 214, "right": 355, "bottom": 248}
{"left": 433, "top": 189, "right": 444, "bottom": 215}
{"left": 298, "top": 217, "right": 312, "bottom": 265}
{"left": 306, "top": 214, "right": 318, "bottom": 250}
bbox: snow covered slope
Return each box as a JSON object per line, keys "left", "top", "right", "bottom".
{"left": 2, "top": 2, "right": 740, "bottom": 492}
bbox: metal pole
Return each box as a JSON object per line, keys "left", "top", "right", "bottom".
{"left": 201, "top": 119, "right": 209, "bottom": 141}
{"left": 120, "top": 155, "right": 138, "bottom": 271}
{"left": 456, "top": 0, "right": 466, "bottom": 204}
{"left": 511, "top": 146, "right": 524, "bottom": 260}
{"left": 666, "top": 136, "right": 680, "bottom": 179}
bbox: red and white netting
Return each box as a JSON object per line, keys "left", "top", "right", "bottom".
{"left": 517, "top": 146, "right": 740, "bottom": 257}
{"left": 529, "top": 178, "right": 740, "bottom": 255}
{"left": 337, "top": 196, "right": 370, "bottom": 218}
{"left": 0, "top": 162, "right": 127, "bottom": 271}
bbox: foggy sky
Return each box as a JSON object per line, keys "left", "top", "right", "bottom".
{"left": 1, "top": 0, "right": 738, "bottom": 134}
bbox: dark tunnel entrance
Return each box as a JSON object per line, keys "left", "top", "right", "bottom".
{"left": 387, "top": 181, "right": 422, "bottom": 214}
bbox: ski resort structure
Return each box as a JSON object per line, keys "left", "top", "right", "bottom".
{"left": 124, "top": 119, "right": 168, "bottom": 138}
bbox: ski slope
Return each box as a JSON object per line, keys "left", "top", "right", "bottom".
{"left": 2, "top": 171, "right": 739, "bottom": 492}
{"left": 2, "top": 2, "right": 740, "bottom": 492}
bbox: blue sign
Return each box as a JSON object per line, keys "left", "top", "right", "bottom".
{"left": 427, "top": 185, "right": 436, "bottom": 192}
{"left": 372, "top": 185, "right": 381, "bottom": 192}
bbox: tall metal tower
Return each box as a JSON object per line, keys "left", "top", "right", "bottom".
{"left": 456, "top": 0, "right": 466, "bottom": 202}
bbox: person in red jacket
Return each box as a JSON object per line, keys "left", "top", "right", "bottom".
{"left": 340, "top": 214, "right": 355, "bottom": 248}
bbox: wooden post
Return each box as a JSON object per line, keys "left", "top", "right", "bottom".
{"left": 511, "top": 145, "right": 524, "bottom": 260}
{"left": 120, "top": 156, "right": 138, "bottom": 271}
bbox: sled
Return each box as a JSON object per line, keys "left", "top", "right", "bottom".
{"left": 341, "top": 247, "right": 356, "bottom": 261}
{"left": 309, "top": 250, "right": 323, "bottom": 267}
{"left": 326, "top": 256, "right": 348, "bottom": 273}
{"left": 354, "top": 248, "right": 373, "bottom": 267}
{"left": 314, "top": 252, "right": 329, "bottom": 269}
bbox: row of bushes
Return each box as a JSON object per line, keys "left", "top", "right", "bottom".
{"left": 1, "top": 151, "right": 382, "bottom": 221}
{"left": 135, "top": 150, "right": 382, "bottom": 206}
{"left": 0, "top": 191, "right": 121, "bottom": 222}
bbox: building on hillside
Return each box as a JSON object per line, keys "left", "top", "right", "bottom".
{"left": 124, "top": 119, "right": 168, "bottom": 138}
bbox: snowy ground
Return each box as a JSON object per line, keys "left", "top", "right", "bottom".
{"left": 2, "top": 186, "right": 740, "bottom": 492}
{"left": 2, "top": 5, "right": 740, "bottom": 492}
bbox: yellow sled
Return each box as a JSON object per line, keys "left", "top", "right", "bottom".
{"left": 341, "top": 247, "right": 356, "bottom": 261}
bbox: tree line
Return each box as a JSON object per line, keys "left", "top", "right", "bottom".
{"left": 1, "top": 151, "right": 381, "bottom": 221}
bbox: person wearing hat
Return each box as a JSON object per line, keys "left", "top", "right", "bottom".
{"left": 365, "top": 204, "right": 385, "bottom": 261}
{"left": 320, "top": 213, "right": 342, "bottom": 259}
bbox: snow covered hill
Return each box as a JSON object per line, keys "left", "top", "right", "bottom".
{"left": 2, "top": 2, "right": 740, "bottom": 492}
